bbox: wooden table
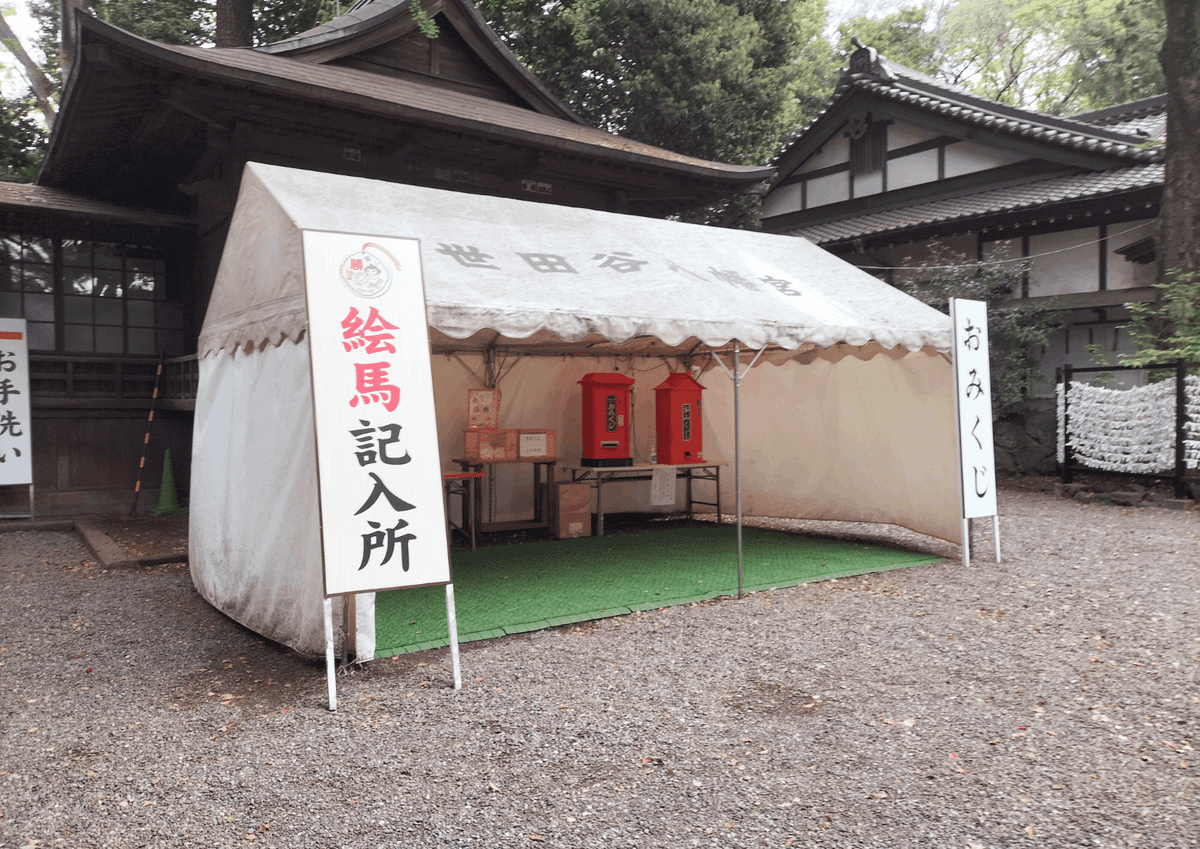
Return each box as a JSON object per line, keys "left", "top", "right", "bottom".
{"left": 563, "top": 462, "right": 723, "bottom": 536}
{"left": 452, "top": 457, "right": 558, "bottom": 539}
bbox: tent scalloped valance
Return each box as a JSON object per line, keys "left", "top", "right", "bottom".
{"left": 198, "top": 164, "right": 952, "bottom": 361}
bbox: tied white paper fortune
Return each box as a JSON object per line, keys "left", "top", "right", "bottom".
{"left": 1057, "top": 375, "right": 1200, "bottom": 473}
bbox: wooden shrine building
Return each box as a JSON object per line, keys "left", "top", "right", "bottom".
{"left": 1, "top": 0, "right": 772, "bottom": 515}
{"left": 760, "top": 40, "right": 1166, "bottom": 397}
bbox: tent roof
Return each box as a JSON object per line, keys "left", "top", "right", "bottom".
{"left": 200, "top": 163, "right": 951, "bottom": 359}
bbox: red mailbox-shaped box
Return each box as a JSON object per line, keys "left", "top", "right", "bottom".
{"left": 579, "top": 372, "right": 635, "bottom": 467}
{"left": 655, "top": 373, "right": 704, "bottom": 465}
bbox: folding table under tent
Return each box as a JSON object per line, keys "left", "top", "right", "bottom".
{"left": 191, "top": 162, "right": 958, "bottom": 659}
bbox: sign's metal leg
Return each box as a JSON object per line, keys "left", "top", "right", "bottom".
{"left": 324, "top": 597, "right": 337, "bottom": 711}
{"left": 446, "top": 583, "right": 462, "bottom": 690}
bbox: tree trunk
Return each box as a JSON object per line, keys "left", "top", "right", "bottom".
{"left": 1158, "top": 1, "right": 1200, "bottom": 278}
{"left": 0, "top": 12, "right": 57, "bottom": 126}
{"left": 216, "top": 0, "right": 254, "bottom": 48}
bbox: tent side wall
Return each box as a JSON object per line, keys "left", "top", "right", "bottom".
{"left": 430, "top": 348, "right": 960, "bottom": 544}
{"left": 705, "top": 344, "right": 960, "bottom": 543}
{"left": 190, "top": 341, "right": 333, "bottom": 656}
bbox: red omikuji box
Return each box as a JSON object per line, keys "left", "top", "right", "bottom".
{"left": 579, "top": 372, "right": 635, "bottom": 467}
{"left": 655, "top": 372, "right": 704, "bottom": 464}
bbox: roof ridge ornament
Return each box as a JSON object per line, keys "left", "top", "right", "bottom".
{"left": 848, "top": 37, "right": 897, "bottom": 84}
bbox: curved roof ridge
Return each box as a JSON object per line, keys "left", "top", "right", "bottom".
{"left": 773, "top": 41, "right": 1163, "bottom": 169}
{"left": 1072, "top": 95, "right": 1168, "bottom": 126}
{"left": 256, "top": 0, "right": 410, "bottom": 55}
{"left": 254, "top": 0, "right": 583, "bottom": 123}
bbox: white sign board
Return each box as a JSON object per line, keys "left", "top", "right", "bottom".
{"left": 302, "top": 233, "right": 450, "bottom": 597}
{"left": 0, "top": 318, "right": 32, "bottom": 485}
{"left": 950, "top": 299, "right": 998, "bottom": 519}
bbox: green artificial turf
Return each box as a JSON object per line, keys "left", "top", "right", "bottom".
{"left": 374, "top": 525, "right": 941, "bottom": 657}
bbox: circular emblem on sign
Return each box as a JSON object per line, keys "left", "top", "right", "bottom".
{"left": 340, "top": 242, "right": 398, "bottom": 299}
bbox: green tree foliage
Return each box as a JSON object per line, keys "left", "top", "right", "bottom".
{"left": 0, "top": 95, "right": 49, "bottom": 182}
{"left": 1120, "top": 270, "right": 1200, "bottom": 366}
{"left": 478, "top": 0, "right": 831, "bottom": 166}
{"left": 92, "top": 0, "right": 212, "bottom": 44}
{"left": 836, "top": 5, "right": 940, "bottom": 76}
{"left": 1070, "top": 0, "right": 1165, "bottom": 111}
{"left": 894, "top": 246, "right": 1063, "bottom": 410}
{"left": 254, "top": 0, "right": 342, "bottom": 45}
{"left": 40, "top": 0, "right": 340, "bottom": 51}
{"left": 840, "top": 0, "right": 1165, "bottom": 115}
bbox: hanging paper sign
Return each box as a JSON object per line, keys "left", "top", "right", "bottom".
{"left": 950, "top": 298, "right": 998, "bottom": 519}
{"left": 0, "top": 318, "right": 32, "bottom": 486}
{"left": 650, "top": 466, "right": 676, "bottom": 506}
{"left": 302, "top": 233, "right": 450, "bottom": 596}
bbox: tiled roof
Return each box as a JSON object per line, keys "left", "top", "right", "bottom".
{"left": 778, "top": 45, "right": 1163, "bottom": 166}
{"left": 786, "top": 164, "right": 1163, "bottom": 246}
{"left": 1073, "top": 95, "right": 1167, "bottom": 140}
{"left": 0, "top": 182, "right": 193, "bottom": 228}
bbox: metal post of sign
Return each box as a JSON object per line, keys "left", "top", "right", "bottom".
{"left": 992, "top": 514, "right": 1001, "bottom": 563}
{"left": 709, "top": 342, "right": 767, "bottom": 600}
{"left": 324, "top": 597, "right": 337, "bottom": 711}
{"left": 446, "top": 583, "right": 462, "bottom": 690}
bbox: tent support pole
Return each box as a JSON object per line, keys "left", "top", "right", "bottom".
{"left": 709, "top": 343, "right": 767, "bottom": 601}
{"left": 735, "top": 345, "right": 743, "bottom": 598}
{"left": 324, "top": 597, "right": 337, "bottom": 711}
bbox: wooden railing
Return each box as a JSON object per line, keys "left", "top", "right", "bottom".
{"left": 30, "top": 353, "right": 199, "bottom": 410}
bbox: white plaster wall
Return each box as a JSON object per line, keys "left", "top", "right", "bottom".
{"left": 942, "top": 141, "right": 1026, "bottom": 179}
{"left": 854, "top": 170, "right": 884, "bottom": 197}
{"left": 1107, "top": 219, "right": 1156, "bottom": 290}
{"left": 1028, "top": 227, "right": 1100, "bottom": 296}
{"left": 1040, "top": 324, "right": 1145, "bottom": 394}
{"left": 761, "top": 183, "right": 805, "bottom": 219}
{"left": 887, "top": 123, "right": 943, "bottom": 150}
{"left": 888, "top": 148, "right": 939, "bottom": 190}
{"left": 798, "top": 133, "right": 850, "bottom": 174}
{"left": 805, "top": 171, "right": 851, "bottom": 207}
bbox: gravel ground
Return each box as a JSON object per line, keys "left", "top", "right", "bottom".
{"left": 1, "top": 487, "right": 1197, "bottom": 849}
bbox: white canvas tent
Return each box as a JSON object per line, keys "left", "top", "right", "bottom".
{"left": 191, "top": 162, "right": 959, "bottom": 658}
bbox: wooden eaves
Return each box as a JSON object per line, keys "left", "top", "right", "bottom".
{"left": 39, "top": 11, "right": 774, "bottom": 218}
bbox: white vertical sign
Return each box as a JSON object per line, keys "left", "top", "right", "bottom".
{"left": 0, "top": 318, "right": 32, "bottom": 486}
{"left": 951, "top": 299, "right": 998, "bottom": 519}
{"left": 302, "top": 233, "right": 450, "bottom": 597}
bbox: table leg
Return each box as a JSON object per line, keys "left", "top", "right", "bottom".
{"left": 686, "top": 469, "right": 694, "bottom": 522}
{"left": 715, "top": 466, "right": 722, "bottom": 526}
{"left": 545, "top": 463, "right": 555, "bottom": 532}
{"left": 596, "top": 475, "right": 605, "bottom": 537}
{"left": 467, "top": 475, "right": 477, "bottom": 551}
{"left": 537, "top": 465, "right": 547, "bottom": 522}
{"left": 465, "top": 463, "right": 483, "bottom": 543}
